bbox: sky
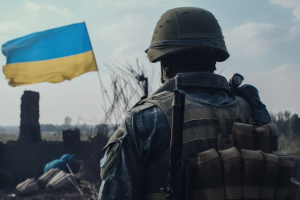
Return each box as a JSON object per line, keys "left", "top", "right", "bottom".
{"left": 0, "top": 0, "right": 300, "bottom": 126}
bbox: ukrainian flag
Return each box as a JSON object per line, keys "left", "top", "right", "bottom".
{"left": 2, "top": 22, "right": 97, "bottom": 86}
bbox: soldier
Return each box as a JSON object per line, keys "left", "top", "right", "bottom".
{"left": 98, "top": 7, "right": 275, "bottom": 200}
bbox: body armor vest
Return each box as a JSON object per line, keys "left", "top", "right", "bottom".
{"left": 138, "top": 91, "right": 251, "bottom": 197}
{"left": 137, "top": 91, "right": 298, "bottom": 200}
{"left": 142, "top": 91, "right": 251, "bottom": 159}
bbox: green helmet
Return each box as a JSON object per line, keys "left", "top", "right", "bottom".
{"left": 145, "top": 7, "right": 230, "bottom": 63}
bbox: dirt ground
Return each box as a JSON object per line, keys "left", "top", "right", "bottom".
{"left": 0, "top": 188, "right": 98, "bottom": 200}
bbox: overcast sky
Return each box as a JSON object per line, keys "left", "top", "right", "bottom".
{"left": 1, "top": 0, "right": 300, "bottom": 125}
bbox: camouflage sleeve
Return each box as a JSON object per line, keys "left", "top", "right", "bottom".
{"left": 98, "top": 112, "right": 143, "bottom": 200}
{"left": 98, "top": 106, "right": 171, "bottom": 200}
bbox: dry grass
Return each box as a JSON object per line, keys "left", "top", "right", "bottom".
{"left": 67, "top": 164, "right": 99, "bottom": 200}
{"left": 0, "top": 133, "right": 18, "bottom": 141}
{"left": 0, "top": 132, "right": 92, "bottom": 142}
{"left": 278, "top": 134, "right": 300, "bottom": 159}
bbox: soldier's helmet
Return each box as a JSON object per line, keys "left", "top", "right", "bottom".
{"left": 145, "top": 7, "right": 230, "bottom": 63}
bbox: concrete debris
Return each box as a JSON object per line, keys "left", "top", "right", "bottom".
{"left": 37, "top": 168, "right": 60, "bottom": 190}
{"left": 15, "top": 178, "right": 39, "bottom": 196}
{"left": 46, "top": 170, "right": 76, "bottom": 190}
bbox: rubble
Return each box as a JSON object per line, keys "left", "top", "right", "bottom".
{"left": 46, "top": 170, "right": 76, "bottom": 190}
{"left": 37, "top": 168, "right": 60, "bottom": 189}
{"left": 15, "top": 178, "right": 38, "bottom": 197}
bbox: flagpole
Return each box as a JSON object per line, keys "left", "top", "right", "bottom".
{"left": 84, "top": 22, "right": 101, "bottom": 81}
{"left": 84, "top": 22, "right": 107, "bottom": 109}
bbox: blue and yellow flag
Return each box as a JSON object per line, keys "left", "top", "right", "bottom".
{"left": 2, "top": 22, "right": 97, "bottom": 86}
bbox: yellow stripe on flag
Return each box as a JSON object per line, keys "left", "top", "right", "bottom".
{"left": 3, "top": 50, "right": 97, "bottom": 86}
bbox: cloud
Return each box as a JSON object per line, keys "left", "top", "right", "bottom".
{"left": 99, "top": 15, "right": 135, "bottom": 39}
{"left": 24, "top": 2, "right": 71, "bottom": 18}
{"left": 0, "top": 21, "right": 22, "bottom": 33}
{"left": 269, "top": 0, "right": 300, "bottom": 21}
{"left": 96, "top": 12, "right": 153, "bottom": 63}
{"left": 24, "top": 1, "right": 40, "bottom": 11}
{"left": 224, "top": 21, "right": 300, "bottom": 57}
{"left": 224, "top": 23, "right": 286, "bottom": 57}
{"left": 0, "top": 21, "right": 24, "bottom": 41}
{"left": 99, "top": 0, "right": 189, "bottom": 10}
{"left": 293, "top": 6, "right": 300, "bottom": 21}
{"left": 289, "top": 25, "right": 300, "bottom": 38}
{"left": 269, "top": 0, "right": 300, "bottom": 8}
{"left": 244, "top": 63, "right": 300, "bottom": 114}
{"left": 110, "top": 42, "right": 134, "bottom": 59}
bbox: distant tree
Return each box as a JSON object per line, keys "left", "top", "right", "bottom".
{"left": 275, "top": 111, "right": 291, "bottom": 135}
{"left": 284, "top": 110, "right": 291, "bottom": 119}
{"left": 270, "top": 112, "right": 277, "bottom": 123}
{"left": 290, "top": 114, "right": 300, "bottom": 135}
{"left": 40, "top": 124, "right": 59, "bottom": 132}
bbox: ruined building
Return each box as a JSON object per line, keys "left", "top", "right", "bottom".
{"left": 0, "top": 91, "right": 91, "bottom": 189}
{"left": 19, "top": 91, "right": 41, "bottom": 143}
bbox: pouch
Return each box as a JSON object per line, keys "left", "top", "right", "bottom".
{"left": 253, "top": 125, "right": 270, "bottom": 153}
{"left": 219, "top": 147, "right": 242, "bottom": 200}
{"left": 286, "top": 178, "right": 300, "bottom": 200}
{"left": 273, "top": 152, "right": 295, "bottom": 200}
{"left": 240, "top": 149, "right": 264, "bottom": 200}
{"left": 259, "top": 153, "right": 279, "bottom": 200}
{"left": 265, "top": 123, "right": 278, "bottom": 151}
{"left": 233, "top": 123, "right": 254, "bottom": 151}
{"left": 192, "top": 148, "right": 225, "bottom": 200}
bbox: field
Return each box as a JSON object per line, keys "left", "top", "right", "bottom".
{"left": 0, "top": 133, "right": 18, "bottom": 141}
{"left": 278, "top": 134, "right": 300, "bottom": 159}
{"left": 0, "top": 132, "right": 92, "bottom": 142}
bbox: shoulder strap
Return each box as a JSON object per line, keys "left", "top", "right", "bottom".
{"left": 142, "top": 91, "right": 191, "bottom": 126}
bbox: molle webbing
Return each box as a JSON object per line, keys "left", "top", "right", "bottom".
{"left": 142, "top": 91, "right": 251, "bottom": 158}
{"left": 144, "top": 150, "right": 298, "bottom": 200}
{"left": 143, "top": 91, "right": 252, "bottom": 200}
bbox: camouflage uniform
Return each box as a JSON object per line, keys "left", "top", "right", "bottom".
{"left": 98, "top": 7, "right": 275, "bottom": 200}
{"left": 98, "top": 72, "right": 253, "bottom": 200}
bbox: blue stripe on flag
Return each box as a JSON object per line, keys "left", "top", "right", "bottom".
{"left": 2, "top": 22, "right": 92, "bottom": 64}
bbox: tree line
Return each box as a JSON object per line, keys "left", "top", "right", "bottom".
{"left": 40, "top": 124, "right": 95, "bottom": 132}
{"left": 270, "top": 111, "right": 300, "bottom": 136}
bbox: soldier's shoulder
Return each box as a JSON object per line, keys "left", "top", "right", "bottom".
{"left": 234, "top": 95, "right": 251, "bottom": 108}
{"left": 129, "top": 91, "right": 173, "bottom": 114}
